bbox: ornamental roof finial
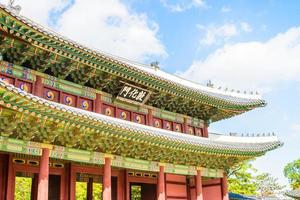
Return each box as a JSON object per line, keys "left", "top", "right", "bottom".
{"left": 7, "top": 0, "right": 21, "bottom": 15}
{"left": 150, "top": 61, "right": 160, "bottom": 71}
{"left": 207, "top": 80, "right": 214, "bottom": 88}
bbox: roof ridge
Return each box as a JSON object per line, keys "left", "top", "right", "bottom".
{"left": 0, "top": 4, "right": 264, "bottom": 101}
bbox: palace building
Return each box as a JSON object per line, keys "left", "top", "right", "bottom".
{"left": 0, "top": 3, "right": 282, "bottom": 200}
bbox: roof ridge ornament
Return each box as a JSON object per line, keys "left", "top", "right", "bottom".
{"left": 229, "top": 132, "right": 277, "bottom": 137}
{"left": 150, "top": 61, "right": 160, "bottom": 71}
{"left": 207, "top": 80, "right": 214, "bottom": 88}
{"left": 7, "top": 0, "right": 21, "bottom": 15}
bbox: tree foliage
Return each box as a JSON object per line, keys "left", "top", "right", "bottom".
{"left": 14, "top": 177, "right": 32, "bottom": 200}
{"left": 75, "top": 182, "right": 102, "bottom": 200}
{"left": 228, "top": 161, "right": 258, "bottom": 195}
{"left": 284, "top": 159, "right": 300, "bottom": 189}
{"left": 255, "top": 173, "right": 284, "bottom": 198}
{"left": 229, "top": 161, "right": 284, "bottom": 198}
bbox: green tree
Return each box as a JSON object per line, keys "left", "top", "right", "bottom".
{"left": 255, "top": 173, "right": 284, "bottom": 199}
{"left": 284, "top": 159, "right": 300, "bottom": 189}
{"left": 14, "top": 177, "right": 32, "bottom": 200}
{"left": 228, "top": 161, "right": 258, "bottom": 195}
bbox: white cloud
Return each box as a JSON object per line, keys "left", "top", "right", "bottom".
{"left": 198, "top": 23, "right": 239, "bottom": 45}
{"left": 0, "top": 0, "right": 71, "bottom": 25}
{"left": 161, "top": 0, "right": 205, "bottom": 12}
{"left": 290, "top": 123, "right": 300, "bottom": 137}
{"left": 198, "top": 22, "right": 253, "bottom": 46}
{"left": 221, "top": 6, "right": 231, "bottom": 13}
{"left": 3, "top": 0, "right": 166, "bottom": 62}
{"left": 241, "top": 22, "right": 252, "bottom": 32}
{"left": 56, "top": 0, "right": 166, "bottom": 61}
{"left": 183, "top": 27, "right": 300, "bottom": 91}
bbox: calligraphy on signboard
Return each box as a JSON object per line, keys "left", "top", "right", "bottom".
{"left": 117, "top": 84, "right": 150, "bottom": 104}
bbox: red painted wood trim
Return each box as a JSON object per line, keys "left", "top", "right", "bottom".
{"left": 165, "top": 181, "right": 187, "bottom": 185}
{"left": 147, "top": 108, "right": 153, "bottom": 126}
{"left": 103, "top": 157, "right": 112, "bottom": 200}
{"left": 127, "top": 176, "right": 157, "bottom": 184}
{"left": 183, "top": 117, "right": 189, "bottom": 134}
{"left": 64, "top": 163, "right": 70, "bottom": 200}
{"left": 37, "top": 148, "right": 50, "bottom": 200}
{"left": 202, "top": 183, "right": 221, "bottom": 188}
{"left": 6, "top": 154, "right": 14, "bottom": 200}
{"left": 0, "top": 154, "right": 7, "bottom": 200}
{"left": 13, "top": 164, "right": 64, "bottom": 175}
{"left": 158, "top": 166, "right": 165, "bottom": 200}
{"left": 203, "top": 125, "right": 209, "bottom": 138}
{"left": 70, "top": 163, "right": 76, "bottom": 200}
{"left": 166, "top": 196, "right": 187, "bottom": 199}
{"left": 117, "top": 170, "right": 125, "bottom": 200}
{"left": 59, "top": 168, "right": 66, "bottom": 200}
{"left": 34, "top": 75, "right": 43, "bottom": 97}
{"left": 222, "top": 174, "right": 229, "bottom": 200}
{"left": 196, "top": 170, "right": 203, "bottom": 200}
{"left": 125, "top": 170, "right": 130, "bottom": 200}
{"left": 95, "top": 93, "right": 102, "bottom": 114}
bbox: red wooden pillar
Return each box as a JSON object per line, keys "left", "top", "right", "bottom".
{"left": 203, "top": 124, "right": 209, "bottom": 138}
{"left": 195, "top": 169, "right": 203, "bottom": 200}
{"left": 6, "top": 154, "right": 14, "bottom": 200}
{"left": 117, "top": 170, "right": 125, "bottom": 200}
{"left": 64, "top": 163, "right": 70, "bottom": 200}
{"left": 157, "top": 165, "right": 165, "bottom": 200}
{"left": 148, "top": 108, "right": 153, "bottom": 126}
{"left": 222, "top": 173, "right": 229, "bottom": 200}
{"left": 183, "top": 117, "right": 189, "bottom": 134}
{"left": 34, "top": 76, "right": 43, "bottom": 98}
{"left": 125, "top": 170, "right": 130, "bottom": 200}
{"left": 0, "top": 155, "right": 6, "bottom": 200}
{"left": 37, "top": 148, "right": 50, "bottom": 200}
{"left": 103, "top": 157, "right": 112, "bottom": 200}
{"left": 70, "top": 164, "right": 76, "bottom": 200}
{"left": 95, "top": 93, "right": 102, "bottom": 114}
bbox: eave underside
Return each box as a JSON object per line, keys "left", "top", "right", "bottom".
{"left": 0, "top": 81, "right": 281, "bottom": 170}
{"left": 0, "top": 6, "right": 266, "bottom": 122}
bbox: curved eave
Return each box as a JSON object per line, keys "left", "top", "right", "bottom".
{"left": 0, "top": 6, "right": 266, "bottom": 112}
{"left": 286, "top": 189, "right": 300, "bottom": 199}
{"left": 0, "top": 81, "right": 282, "bottom": 157}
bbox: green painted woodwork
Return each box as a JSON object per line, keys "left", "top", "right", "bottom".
{"left": 0, "top": 60, "right": 197, "bottom": 124}
{"left": 114, "top": 100, "right": 140, "bottom": 113}
{"left": 0, "top": 82, "right": 276, "bottom": 172}
{"left": 0, "top": 8, "right": 266, "bottom": 123}
{"left": 0, "top": 61, "right": 35, "bottom": 82}
{"left": 0, "top": 136, "right": 224, "bottom": 177}
{"left": 43, "top": 74, "right": 96, "bottom": 99}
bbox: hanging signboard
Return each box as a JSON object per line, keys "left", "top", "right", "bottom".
{"left": 117, "top": 83, "right": 151, "bottom": 105}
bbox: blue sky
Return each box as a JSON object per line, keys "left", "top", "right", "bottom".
{"left": 3, "top": 0, "right": 300, "bottom": 186}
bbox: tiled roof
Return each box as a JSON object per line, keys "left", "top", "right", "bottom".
{"left": 286, "top": 189, "right": 300, "bottom": 199}
{"left": 0, "top": 80, "right": 282, "bottom": 155}
{"left": 0, "top": 4, "right": 266, "bottom": 108}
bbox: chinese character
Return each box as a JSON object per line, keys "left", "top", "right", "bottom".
{"left": 119, "top": 86, "right": 131, "bottom": 97}
{"left": 136, "top": 91, "right": 146, "bottom": 102}
{"left": 128, "top": 89, "right": 139, "bottom": 98}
